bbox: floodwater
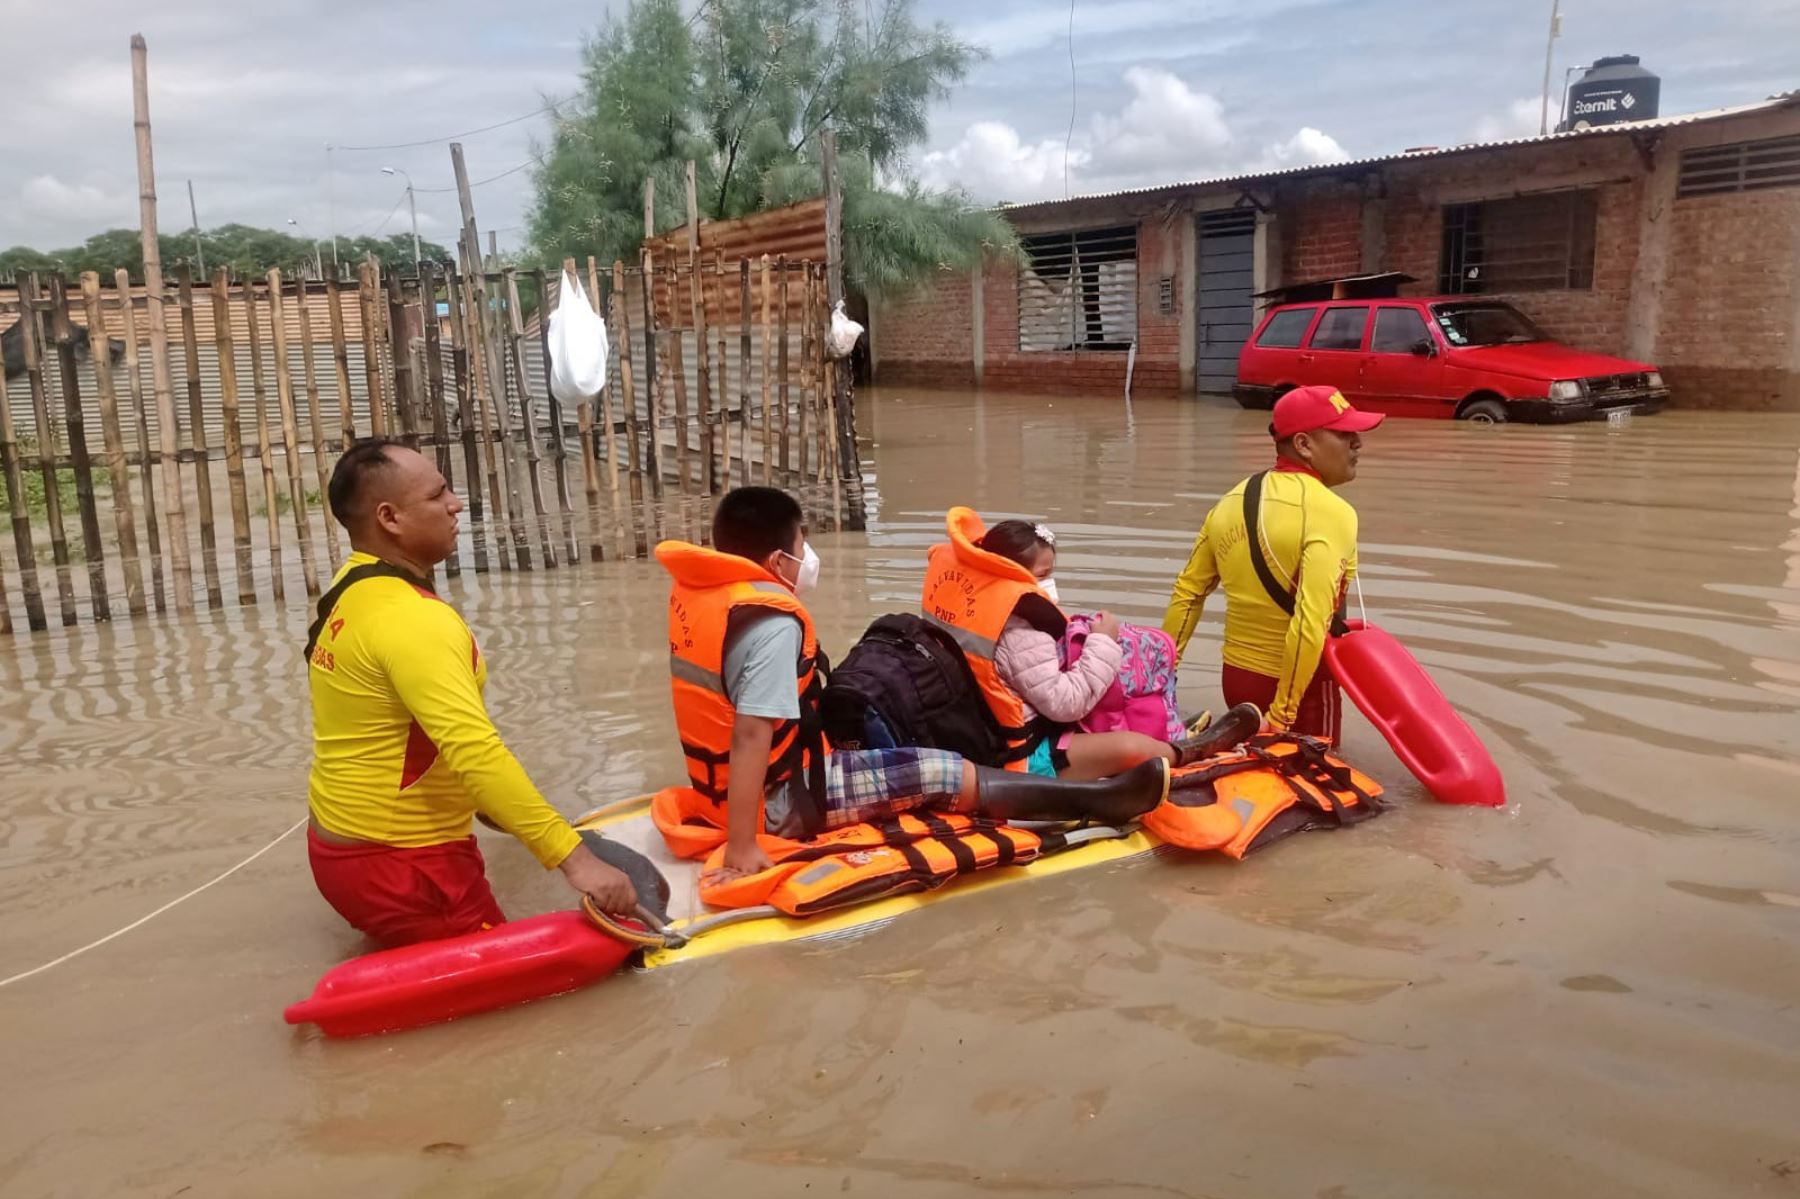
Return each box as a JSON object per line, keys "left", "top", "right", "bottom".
{"left": 3, "top": 388, "right": 1798, "bottom": 1198}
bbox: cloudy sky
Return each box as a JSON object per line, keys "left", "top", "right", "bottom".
{"left": 2, "top": 0, "right": 1793, "bottom": 254}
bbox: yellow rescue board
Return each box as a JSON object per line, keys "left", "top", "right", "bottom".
{"left": 571, "top": 796, "right": 1168, "bottom": 970}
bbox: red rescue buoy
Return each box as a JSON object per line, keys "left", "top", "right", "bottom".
{"left": 284, "top": 910, "right": 639, "bottom": 1038}
{"left": 1323, "top": 620, "right": 1505, "bottom": 807}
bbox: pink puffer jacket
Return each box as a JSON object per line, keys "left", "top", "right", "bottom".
{"left": 993, "top": 615, "right": 1122, "bottom": 725}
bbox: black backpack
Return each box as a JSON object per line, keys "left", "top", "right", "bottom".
{"left": 821, "top": 614, "right": 1013, "bottom": 767}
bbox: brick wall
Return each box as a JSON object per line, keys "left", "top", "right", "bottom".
{"left": 1654, "top": 186, "right": 1800, "bottom": 410}
{"left": 1278, "top": 180, "right": 1364, "bottom": 283}
{"left": 874, "top": 268, "right": 976, "bottom": 387}
{"left": 1380, "top": 140, "right": 1646, "bottom": 355}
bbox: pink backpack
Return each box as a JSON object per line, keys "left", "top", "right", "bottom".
{"left": 1061, "top": 616, "right": 1185, "bottom": 740}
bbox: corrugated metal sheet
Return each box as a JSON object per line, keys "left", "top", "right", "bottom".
{"left": 999, "top": 93, "right": 1800, "bottom": 215}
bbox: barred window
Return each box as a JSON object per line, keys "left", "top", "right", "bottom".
{"left": 1678, "top": 135, "right": 1800, "bottom": 198}
{"left": 1438, "top": 191, "right": 1597, "bottom": 294}
{"left": 1018, "top": 226, "right": 1137, "bottom": 352}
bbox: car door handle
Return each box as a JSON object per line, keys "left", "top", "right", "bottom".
{"left": 1297, "top": 353, "right": 1315, "bottom": 363}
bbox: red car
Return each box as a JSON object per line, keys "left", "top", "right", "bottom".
{"left": 1234, "top": 298, "right": 1669, "bottom": 422}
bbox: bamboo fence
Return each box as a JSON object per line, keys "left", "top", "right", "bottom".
{"left": 0, "top": 256, "right": 856, "bottom": 634}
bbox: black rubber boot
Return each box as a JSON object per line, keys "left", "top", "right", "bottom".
{"left": 1170, "top": 702, "right": 1263, "bottom": 767}
{"left": 974, "top": 757, "right": 1170, "bottom": 826}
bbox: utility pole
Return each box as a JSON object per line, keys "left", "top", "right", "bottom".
{"left": 324, "top": 143, "right": 340, "bottom": 271}
{"left": 382, "top": 166, "right": 421, "bottom": 272}
{"left": 1539, "top": 0, "right": 1563, "bottom": 136}
{"left": 186, "top": 179, "right": 205, "bottom": 273}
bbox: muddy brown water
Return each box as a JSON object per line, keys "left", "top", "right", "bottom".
{"left": 3, "top": 388, "right": 1798, "bottom": 1198}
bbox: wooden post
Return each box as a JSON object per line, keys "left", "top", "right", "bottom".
{"left": 0, "top": 535, "right": 10, "bottom": 635}
{"left": 420, "top": 264, "right": 456, "bottom": 575}
{"left": 295, "top": 278, "right": 341, "bottom": 564}
{"left": 268, "top": 269, "right": 320, "bottom": 596}
{"left": 819, "top": 129, "right": 863, "bottom": 530}
{"left": 502, "top": 269, "right": 556, "bottom": 567}
{"left": 663, "top": 247, "right": 693, "bottom": 509}
{"left": 16, "top": 279, "right": 77, "bottom": 626}
{"left": 132, "top": 33, "right": 194, "bottom": 612}
{"left": 564, "top": 259, "right": 603, "bottom": 562}
{"left": 445, "top": 268, "right": 488, "bottom": 572}
{"left": 610, "top": 261, "right": 647, "bottom": 557}
{"left": 590, "top": 257, "right": 626, "bottom": 557}
{"left": 175, "top": 264, "right": 223, "bottom": 608}
{"left": 211, "top": 270, "right": 256, "bottom": 603}
{"left": 243, "top": 278, "right": 285, "bottom": 601}
{"left": 461, "top": 260, "right": 513, "bottom": 571}
{"left": 325, "top": 274, "right": 356, "bottom": 446}
{"left": 0, "top": 288, "right": 47, "bottom": 630}
{"left": 776, "top": 258, "right": 792, "bottom": 481}
{"left": 759, "top": 255, "right": 774, "bottom": 484}
{"left": 532, "top": 266, "right": 578, "bottom": 565}
{"left": 357, "top": 263, "right": 388, "bottom": 437}
{"left": 48, "top": 278, "right": 110, "bottom": 620}
{"left": 384, "top": 271, "right": 419, "bottom": 446}
{"left": 115, "top": 269, "right": 165, "bottom": 612}
{"left": 450, "top": 142, "right": 529, "bottom": 568}
{"left": 81, "top": 273, "right": 146, "bottom": 617}
{"left": 796, "top": 264, "right": 813, "bottom": 483}
{"left": 638, "top": 246, "right": 665, "bottom": 510}
{"left": 738, "top": 257, "right": 753, "bottom": 486}
{"left": 684, "top": 162, "right": 715, "bottom": 494}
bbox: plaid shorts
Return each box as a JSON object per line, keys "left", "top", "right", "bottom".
{"left": 818, "top": 747, "right": 968, "bottom": 830}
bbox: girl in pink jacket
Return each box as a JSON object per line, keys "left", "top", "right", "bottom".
{"left": 976, "top": 521, "right": 1258, "bottom": 779}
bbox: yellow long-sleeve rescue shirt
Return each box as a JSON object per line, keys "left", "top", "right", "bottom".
{"left": 1161, "top": 470, "right": 1358, "bottom": 729}
{"left": 306, "top": 552, "right": 582, "bottom": 869}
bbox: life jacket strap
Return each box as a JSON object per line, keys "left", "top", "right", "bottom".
{"left": 302, "top": 561, "right": 434, "bottom": 662}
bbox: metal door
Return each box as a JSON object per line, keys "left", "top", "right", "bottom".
{"left": 1195, "top": 209, "right": 1258, "bottom": 395}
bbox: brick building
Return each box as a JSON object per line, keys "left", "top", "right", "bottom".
{"left": 873, "top": 92, "right": 1800, "bottom": 411}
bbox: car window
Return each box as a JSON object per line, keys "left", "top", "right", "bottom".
{"left": 1307, "top": 306, "right": 1369, "bottom": 351}
{"left": 1370, "top": 307, "right": 1432, "bottom": 353}
{"left": 1255, "top": 308, "right": 1315, "bottom": 349}
{"left": 1431, "top": 303, "right": 1545, "bottom": 347}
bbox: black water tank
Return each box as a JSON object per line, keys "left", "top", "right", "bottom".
{"left": 1562, "top": 55, "right": 1660, "bottom": 131}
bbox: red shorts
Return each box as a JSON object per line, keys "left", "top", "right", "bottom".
{"left": 1221, "top": 664, "right": 1343, "bottom": 743}
{"left": 307, "top": 828, "right": 507, "bottom": 948}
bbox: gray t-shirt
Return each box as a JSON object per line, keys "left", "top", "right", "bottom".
{"left": 721, "top": 611, "right": 807, "bottom": 835}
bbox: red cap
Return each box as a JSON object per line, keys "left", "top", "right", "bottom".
{"left": 1272, "top": 385, "right": 1385, "bottom": 440}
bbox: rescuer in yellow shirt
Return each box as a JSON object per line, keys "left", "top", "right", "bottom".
{"left": 305, "top": 439, "right": 635, "bottom": 946}
{"left": 1162, "top": 386, "right": 1383, "bottom": 740}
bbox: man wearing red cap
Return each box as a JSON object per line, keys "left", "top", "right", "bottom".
{"left": 1161, "top": 385, "right": 1384, "bottom": 740}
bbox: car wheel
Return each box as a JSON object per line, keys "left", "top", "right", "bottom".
{"left": 1459, "top": 398, "right": 1509, "bottom": 424}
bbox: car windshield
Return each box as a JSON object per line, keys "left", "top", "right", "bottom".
{"left": 1430, "top": 303, "right": 1546, "bottom": 347}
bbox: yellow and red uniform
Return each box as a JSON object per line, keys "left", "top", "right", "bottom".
{"left": 1162, "top": 467, "right": 1358, "bottom": 732}
{"left": 306, "top": 552, "right": 580, "bottom": 944}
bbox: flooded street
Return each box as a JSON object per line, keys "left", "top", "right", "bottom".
{"left": 3, "top": 387, "right": 1798, "bottom": 1198}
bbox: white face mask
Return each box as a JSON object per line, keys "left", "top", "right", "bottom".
{"left": 778, "top": 541, "right": 821, "bottom": 594}
{"left": 1039, "top": 576, "right": 1060, "bottom": 604}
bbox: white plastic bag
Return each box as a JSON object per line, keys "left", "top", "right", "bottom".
{"left": 826, "top": 299, "right": 864, "bottom": 360}
{"left": 548, "top": 268, "right": 609, "bottom": 404}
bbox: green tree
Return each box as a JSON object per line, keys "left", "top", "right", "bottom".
{"left": 529, "top": 0, "right": 1016, "bottom": 300}
{"left": 0, "top": 226, "right": 454, "bottom": 284}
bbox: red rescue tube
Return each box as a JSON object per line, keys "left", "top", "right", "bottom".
{"left": 284, "top": 910, "right": 639, "bottom": 1038}
{"left": 1323, "top": 619, "right": 1505, "bottom": 807}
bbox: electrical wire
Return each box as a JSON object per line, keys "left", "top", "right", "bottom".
{"left": 1064, "top": 0, "right": 1077, "bottom": 199}
{"left": 414, "top": 158, "right": 541, "bottom": 194}
{"left": 330, "top": 96, "right": 574, "bottom": 152}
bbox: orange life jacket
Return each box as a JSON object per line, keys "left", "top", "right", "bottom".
{"left": 657, "top": 540, "right": 829, "bottom": 834}
{"left": 920, "top": 507, "right": 1066, "bottom": 769}
{"left": 697, "top": 810, "right": 1046, "bottom": 917}
{"left": 1144, "top": 734, "right": 1384, "bottom": 859}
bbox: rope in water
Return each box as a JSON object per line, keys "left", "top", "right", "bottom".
{"left": 0, "top": 817, "right": 308, "bottom": 991}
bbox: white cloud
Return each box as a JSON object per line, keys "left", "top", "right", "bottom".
{"left": 1089, "top": 67, "right": 1232, "bottom": 174}
{"left": 20, "top": 175, "right": 133, "bottom": 225}
{"left": 916, "top": 66, "right": 1349, "bottom": 201}
{"left": 1250, "top": 126, "right": 1352, "bottom": 171}
{"left": 917, "top": 121, "right": 1087, "bottom": 203}
{"left": 1474, "top": 98, "right": 1544, "bottom": 143}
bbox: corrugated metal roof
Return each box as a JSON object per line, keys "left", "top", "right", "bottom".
{"left": 999, "top": 91, "right": 1800, "bottom": 214}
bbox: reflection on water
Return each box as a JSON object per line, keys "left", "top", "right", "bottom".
{"left": 3, "top": 389, "right": 1799, "bottom": 1198}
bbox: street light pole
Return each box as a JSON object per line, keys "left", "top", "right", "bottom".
{"left": 287, "top": 218, "right": 323, "bottom": 279}
{"left": 382, "top": 166, "right": 421, "bottom": 273}
{"left": 1538, "top": 0, "right": 1563, "bottom": 136}
{"left": 324, "top": 143, "right": 340, "bottom": 272}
